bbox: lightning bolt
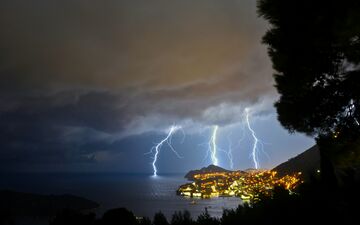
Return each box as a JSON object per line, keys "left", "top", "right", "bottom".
{"left": 146, "top": 125, "right": 183, "bottom": 176}
{"left": 245, "top": 108, "right": 260, "bottom": 169}
{"left": 224, "top": 120, "right": 247, "bottom": 170}
{"left": 226, "top": 133, "right": 234, "bottom": 170}
{"left": 200, "top": 125, "right": 220, "bottom": 166}
{"left": 210, "top": 125, "right": 219, "bottom": 166}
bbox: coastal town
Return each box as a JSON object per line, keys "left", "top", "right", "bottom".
{"left": 177, "top": 165, "right": 302, "bottom": 203}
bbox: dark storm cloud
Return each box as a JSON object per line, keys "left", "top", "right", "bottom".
{"left": 0, "top": 0, "right": 280, "bottom": 170}
{"left": 0, "top": 91, "right": 126, "bottom": 131}
{"left": 0, "top": 0, "right": 271, "bottom": 93}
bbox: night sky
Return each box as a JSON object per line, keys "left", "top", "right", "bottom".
{"left": 0, "top": 0, "right": 314, "bottom": 173}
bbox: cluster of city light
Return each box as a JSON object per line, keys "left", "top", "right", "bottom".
{"left": 177, "top": 170, "right": 302, "bottom": 202}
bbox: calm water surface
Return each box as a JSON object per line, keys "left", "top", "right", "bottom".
{"left": 0, "top": 173, "right": 242, "bottom": 219}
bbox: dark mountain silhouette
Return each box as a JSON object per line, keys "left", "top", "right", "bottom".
{"left": 272, "top": 145, "right": 320, "bottom": 180}
{"left": 0, "top": 190, "right": 99, "bottom": 218}
{"left": 186, "top": 146, "right": 320, "bottom": 182}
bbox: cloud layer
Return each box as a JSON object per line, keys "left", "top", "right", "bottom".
{"left": 0, "top": 0, "right": 273, "bottom": 131}
{"left": 0, "top": 0, "right": 306, "bottom": 172}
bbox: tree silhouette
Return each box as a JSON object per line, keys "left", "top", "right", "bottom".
{"left": 50, "top": 209, "right": 95, "bottom": 225}
{"left": 153, "top": 211, "right": 169, "bottom": 225}
{"left": 138, "top": 217, "right": 152, "bottom": 225}
{"left": 196, "top": 208, "right": 219, "bottom": 225}
{"left": 171, "top": 210, "right": 193, "bottom": 225}
{"left": 101, "top": 208, "right": 137, "bottom": 225}
{"left": 257, "top": 0, "right": 360, "bottom": 184}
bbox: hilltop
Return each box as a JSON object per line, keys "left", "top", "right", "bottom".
{"left": 184, "top": 165, "right": 233, "bottom": 180}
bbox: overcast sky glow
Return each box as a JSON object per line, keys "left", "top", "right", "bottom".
{"left": 0, "top": 0, "right": 315, "bottom": 173}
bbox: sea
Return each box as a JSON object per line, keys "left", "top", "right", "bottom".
{"left": 0, "top": 173, "right": 242, "bottom": 219}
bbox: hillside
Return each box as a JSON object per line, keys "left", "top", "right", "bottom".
{"left": 272, "top": 145, "right": 320, "bottom": 180}
{"left": 184, "top": 165, "right": 232, "bottom": 180}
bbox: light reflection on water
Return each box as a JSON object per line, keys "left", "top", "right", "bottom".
{"left": 0, "top": 173, "right": 242, "bottom": 219}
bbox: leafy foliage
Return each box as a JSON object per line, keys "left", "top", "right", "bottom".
{"left": 258, "top": 0, "right": 360, "bottom": 139}
{"left": 153, "top": 211, "right": 169, "bottom": 225}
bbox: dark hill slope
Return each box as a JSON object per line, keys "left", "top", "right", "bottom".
{"left": 272, "top": 145, "right": 320, "bottom": 180}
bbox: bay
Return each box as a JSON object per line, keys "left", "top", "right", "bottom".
{"left": 0, "top": 173, "right": 242, "bottom": 219}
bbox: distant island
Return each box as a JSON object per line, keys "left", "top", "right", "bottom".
{"left": 0, "top": 190, "right": 99, "bottom": 218}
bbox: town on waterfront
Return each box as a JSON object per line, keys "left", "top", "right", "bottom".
{"left": 177, "top": 165, "right": 302, "bottom": 203}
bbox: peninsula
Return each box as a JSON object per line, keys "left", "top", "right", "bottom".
{"left": 177, "top": 165, "right": 302, "bottom": 203}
